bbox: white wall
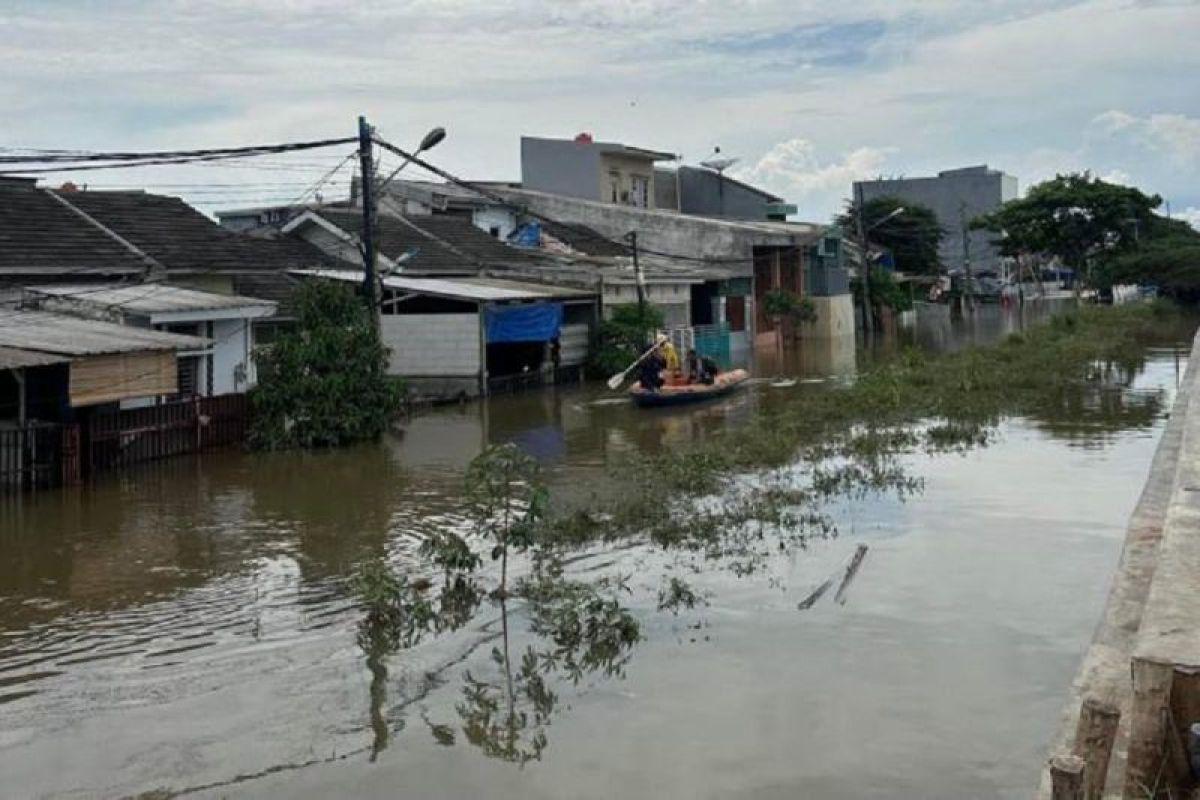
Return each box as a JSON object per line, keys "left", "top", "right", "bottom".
{"left": 382, "top": 314, "right": 480, "bottom": 376}
{"left": 472, "top": 207, "right": 518, "bottom": 240}
{"left": 212, "top": 318, "right": 252, "bottom": 394}
{"left": 560, "top": 323, "right": 589, "bottom": 366}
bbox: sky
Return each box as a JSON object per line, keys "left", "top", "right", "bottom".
{"left": 1, "top": 0, "right": 1198, "bottom": 227}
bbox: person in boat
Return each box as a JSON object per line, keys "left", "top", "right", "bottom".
{"left": 685, "top": 349, "right": 702, "bottom": 384}
{"left": 638, "top": 344, "right": 666, "bottom": 392}
{"left": 657, "top": 333, "right": 681, "bottom": 384}
{"left": 698, "top": 354, "right": 720, "bottom": 385}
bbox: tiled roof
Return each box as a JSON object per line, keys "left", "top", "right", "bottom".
{"left": 537, "top": 219, "right": 630, "bottom": 257}
{"left": 0, "top": 182, "right": 147, "bottom": 276}
{"left": 0, "top": 182, "right": 331, "bottom": 308}
{"left": 59, "top": 190, "right": 328, "bottom": 274}
{"left": 312, "top": 209, "right": 539, "bottom": 273}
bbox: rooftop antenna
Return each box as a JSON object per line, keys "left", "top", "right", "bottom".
{"left": 700, "top": 146, "right": 739, "bottom": 216}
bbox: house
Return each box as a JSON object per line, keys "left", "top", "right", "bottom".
{"left": 26, "top": 284, "right": 277, "bottom": 396}
{"left": 293, "top": 270, "right": 597, "bottom": 400}
{"left": 653, "top": 165, "right": 796, "bottom": 221}
{"left": 520, "top": 134, "right": 676, "bottom": 209}
{"left": 0, "top": 309, "right": 209, "bottom": 421}
{"left": 853, "top": 165, "right": 1019, "bottom": 274}
{"left": 0, "top": 175, "right": 328, "bottom": 336}
{"left": 491, "top": 186, "right": 852, "bottom": 344}
{"left": 369, "top": 179, "right": 520, "bottom": 241}
{"left": 279, "top": 205, "right": 543, "bottom": 276}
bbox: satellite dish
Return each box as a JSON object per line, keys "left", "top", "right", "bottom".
{"left": 700, "top": 147, "right": 739, "bottom": 174}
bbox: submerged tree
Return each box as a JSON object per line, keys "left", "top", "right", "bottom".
{"left": 972, "top": 172, "right": 1161, "bottom": 289}
{"left": 250, "top": 280, "right": 403, "bottom": 450}
{"left": 465, "top": 444, "right": 547, "bottom": 598}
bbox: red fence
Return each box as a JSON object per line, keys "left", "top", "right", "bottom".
{"left": 86, "top": 394, "right": 249, "bottom": 472}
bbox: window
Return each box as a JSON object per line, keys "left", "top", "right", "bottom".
{"left": 489, "top": 226, "right": 501, "bottom": 238}
{"left": 630, "top": 175, "right": 650, "bottom": 208}
{"left": 609, "top": 171, "right": 620, "bottom": 203}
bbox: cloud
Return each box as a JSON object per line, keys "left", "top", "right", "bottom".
{"left": 1177, "top": 207, "right": 1200, "bottom": 233}
{"left": 738, "top": 138, "right": 892, "bottom": 217}
{"left": 1087, "top": 110, "right": 1200, "bottom": 170}
{"left": 0, "top": 0, "right": 1196, "bottom": 221}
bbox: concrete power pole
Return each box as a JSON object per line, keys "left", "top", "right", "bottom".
{"left": 960, "top": 201, "right": 975, "bottom": 313}
{"left": 855, "top": 182, "right": 875, "bottom": 337}
{"left": 357, "top": 115, "right": 379, "bottom": 323}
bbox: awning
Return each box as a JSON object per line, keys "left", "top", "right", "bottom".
{"left": 484, "top": 303, "right": 563, "bottom": 343}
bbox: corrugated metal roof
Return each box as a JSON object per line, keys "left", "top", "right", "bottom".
{"left": 31, "top": 283, "right": 276, "bottom": 314}
{"left": 0, "top": 346, "right": 70, "bottom": 370}
{"left": 0, "top": 310, "right": 210, "bottom": 355}
{"left": 294, "top": 269, "right": 595, "bottom": 302}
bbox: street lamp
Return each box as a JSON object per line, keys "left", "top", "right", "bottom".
{"left": 376, "top": 126, "right": 447, "bottom": 193}
{"left": 869, "top": 207, "right": 906, "bottom": 231}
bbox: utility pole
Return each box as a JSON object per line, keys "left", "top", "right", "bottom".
{"left": 357, "top": 115, "right": 379, "bottom": 322}
{"left": 960, "top": 201, "right": 975, "bottom": 313}
{"left": 626, "top": 231, "right": 646, "bottom": 316}
{"left": 855, "top": 182, "right": 875, "bottom": 337}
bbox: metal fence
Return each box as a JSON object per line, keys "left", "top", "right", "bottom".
{"left": 0, "top": 423, "right": 79, "bottom": 494}
{"left": 87, "top": 394, "right": 249, "bottom": 472}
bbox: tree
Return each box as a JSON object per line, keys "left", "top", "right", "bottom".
{"left": 1093, "top": 216, "right": 1200, "bottom": 301}
{"left": 972, "top": 173, "right": 1161, "bottom": 288}
{"left": 585, "top": 303, "right": 664, "bottom": 378}
{"left": 249, "top": 280, "right": 403, "bottom": 450}
{"left": 762, "top": 288, "right": 817, "bottom": 343}
{"left": 838, "top": 195, "right": 944, "bottom": 275}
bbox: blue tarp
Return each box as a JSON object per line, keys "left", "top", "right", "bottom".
{"left": 508, "top": 222, "right": 541, "bottom": 248}
{"left": 485, "top": 302, "right": 563, "bottom": 343}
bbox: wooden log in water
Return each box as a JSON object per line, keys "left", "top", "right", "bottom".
{"left": 834, "top": 544, "right": 869, "bottom": 605}
{"left": 1071, "top": 696, "right": 1119, "bottom": 800}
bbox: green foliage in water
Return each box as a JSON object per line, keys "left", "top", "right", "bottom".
{"left": 465, "top": 443, "right": 548, "bottom": 595}
{"left": 585, "top": 303, "right": 664, "bottom": 378}
{"left": 249, "top": 280, "right": 403, "bottom": 450}
{"left": 762, "top": 288, "right": 818, "bottom": 325}
{"left": 851, "top": 266, "right": 914, "bottom": 314}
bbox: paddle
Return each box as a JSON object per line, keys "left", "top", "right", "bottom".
{"left": 607, "top": 340, "right": 664, "bottom": 390}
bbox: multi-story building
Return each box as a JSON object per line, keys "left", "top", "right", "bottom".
{"left": 520, "top": 134, "right": 675, "bottom": 209}
{"left": 853, "top": 165, "right": 1018, "bottom": 274}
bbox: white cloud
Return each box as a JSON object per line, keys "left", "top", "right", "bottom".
{"left": 0, "top": 0, "right": 1196, "bottom": 220}
{"left": 1177, "top": 207, "right": 1200, "bottom": 232}
{"left": 738, "top": 138, "right": 892, "bottom": 218}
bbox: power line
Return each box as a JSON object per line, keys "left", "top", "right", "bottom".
{"left": 0, "top": 137, "right": 357, "bottom": 165}
{"left": 371, "top": 135, "right": 766, "bottom": 268}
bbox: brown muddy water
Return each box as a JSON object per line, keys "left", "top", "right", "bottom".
{"left": 0, "top": 304, "right": 1193, "bottom": 800}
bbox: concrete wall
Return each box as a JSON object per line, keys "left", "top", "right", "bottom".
{"left": 855, "top": 166, "right": 1017, "bottom": 274}
{"left": 381, "top": 314, "right": 480, "bottom": 377}
{"left": 800, "top": 294, "right": 855, "bottom": 340}
{"left": 654, "top": 166, "right": 775, "bottom": 220}
{"left": 602, "top": 283, "right": 692, "bottom": 329}
{"left": 500, "top": 188, "right": 819, "bottom": 280}
{"left": 559, "top": 322, "right": 589, "bottom": 366}
{"left": 521, "top": 138, "right": 602, "bottom": 201}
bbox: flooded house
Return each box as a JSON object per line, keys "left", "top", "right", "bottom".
{"left": 0, "top": 175, "right": 330, "bottom": 489}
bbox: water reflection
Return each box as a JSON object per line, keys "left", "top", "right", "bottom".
{"left": 0, "top": 303, "right": 1194, "bottom": 799}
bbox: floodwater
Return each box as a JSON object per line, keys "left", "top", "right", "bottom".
{"left": 0, "top": 304, "right": 1192, "bottom": 800}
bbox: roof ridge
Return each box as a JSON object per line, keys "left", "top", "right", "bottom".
{"left": 44, "top": 190, "right": 168, "bottom": 279}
